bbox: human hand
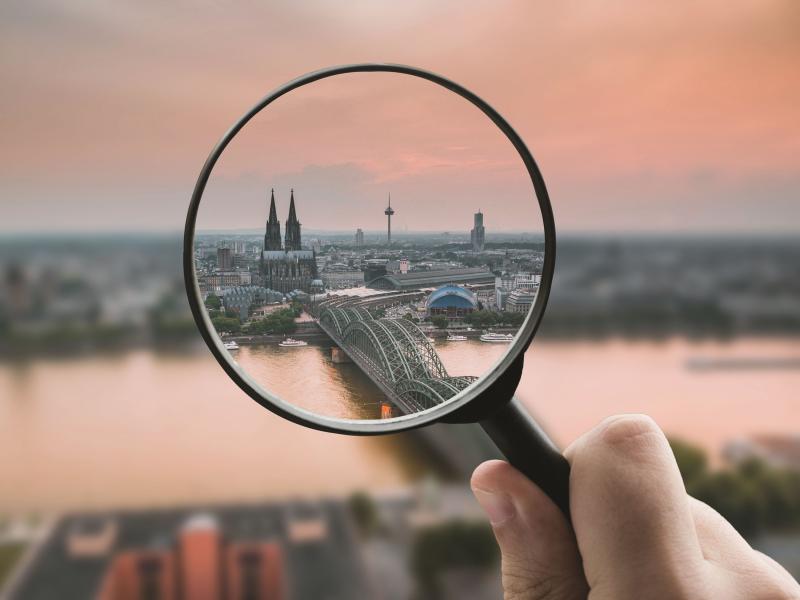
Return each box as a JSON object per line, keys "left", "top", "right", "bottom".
{"left": 471, "top": 415, "right": 800, "bottom": 599}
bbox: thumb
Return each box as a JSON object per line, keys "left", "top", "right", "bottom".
{"left": 471, "top": 460, "right": 587, "bottom": 600}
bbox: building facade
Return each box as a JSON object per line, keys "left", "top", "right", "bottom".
{"left": 426, "top": 285, "right": 478, "bottom": 319}
{"left": 97, "top": 513, "right": 285, "bottom": 600}
{"left": 199, "top": 271, "right": 252, "bottom": 293}
{"left": 506, "top": 288, "right": 536, "bottom": 313}
{"left": 217, "top": 247, "right": 233, "bottom": 270}
{"left": 260, "top": 189, "right": 318, "bottom": 293}
{"left": 222, "top": 285, "right": 268, "bottom": 320}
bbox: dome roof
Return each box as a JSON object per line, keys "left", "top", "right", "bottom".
{"left": 426, "top": 285, "right": 478, "bottom": 310}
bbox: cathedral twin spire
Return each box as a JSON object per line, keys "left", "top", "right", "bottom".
{"left": 264, "top": 188, "right": 302, "bottom": 251}
{"left": 284, "top": 189, "right": 301, "bottom": 251}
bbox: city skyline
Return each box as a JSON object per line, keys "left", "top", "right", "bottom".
{"left": 195, "top": 186, "right": 544, "bottom": 239}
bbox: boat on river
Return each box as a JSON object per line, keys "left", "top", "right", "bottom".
{"left": 479, "top": 332, "right": 514, "bottom": 343}
{"left": 446, "top": 334, "right": 468, "bottom": 341}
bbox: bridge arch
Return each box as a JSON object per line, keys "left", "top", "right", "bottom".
{"left": 394, "top": 376, "right": 478, "bottom": 411}
{"left": 317, "top": 307, "right": 476, "bottom": 413}
{"left": 340, "top": 317, "right": 448, "bottom": 385}
{"left": 319, "top": 307, "right": 373, "bottom": 337}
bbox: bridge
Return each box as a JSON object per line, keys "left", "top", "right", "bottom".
{"left": 316, "top": 304, "right": 476, "bottom": 415}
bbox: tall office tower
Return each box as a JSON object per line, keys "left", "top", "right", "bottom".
{"left": 264, "top": 189, "right": 282, "bottom": 251}
{"left": 284, "top": 189, "right": 302, "bottom": 251}
{"left": 384, "top": 194, "right": 394, "bottom": 245}
{"left": 217, "top": 247, "right": 233, "bottom": 270}
{"left": 355, "top": 228, "right": 364, "bottom": 247}
{"left": 470, "top": 210, "right": 485, "bottom": 252}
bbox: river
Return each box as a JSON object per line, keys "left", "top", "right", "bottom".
{"left": 1, "top": 338, "right": 798, "bottom": 514}
{"left": 231, "top": 337, "right": 508, "bottom": 419}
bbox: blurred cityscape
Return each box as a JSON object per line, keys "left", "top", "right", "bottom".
{"left": 3, "top": 233, "right": 798, "bottom": 358}
{"left": 2, "top": 232, "right": 800, "bottom": 598}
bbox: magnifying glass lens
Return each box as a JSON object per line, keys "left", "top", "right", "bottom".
{"left": 192, "top": 71, "right": 546, "bottom": 427}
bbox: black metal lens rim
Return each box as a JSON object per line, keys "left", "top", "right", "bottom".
{"left": 183, "top": 63, "right": 556, "bottom": 435}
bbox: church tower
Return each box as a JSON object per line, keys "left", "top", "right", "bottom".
{"left": 264, "top": 188, "right": 282, "bottom": 251}
{"left": 284, "top": 189, "right": 302, "bottom": 250}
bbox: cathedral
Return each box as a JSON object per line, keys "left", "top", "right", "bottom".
{"left": 260, "top": 189, "right": 318, "bottom": 293}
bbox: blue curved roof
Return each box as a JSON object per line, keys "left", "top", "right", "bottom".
{"left": 426, "top": 285, "right": 478, "bottom": 309}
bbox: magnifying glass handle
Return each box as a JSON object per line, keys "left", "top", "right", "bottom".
{"left": 479, "top": 397, "right": 571, "bottom": 521}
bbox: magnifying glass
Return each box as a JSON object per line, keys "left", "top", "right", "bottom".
{"left": 183, "top": 64, "right": 570, "bottom": 517}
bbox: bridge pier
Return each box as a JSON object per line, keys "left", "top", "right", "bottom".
{"left": 331, "top": 347, "right": 352, "bottom": 364}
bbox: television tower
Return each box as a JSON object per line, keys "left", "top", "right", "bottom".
{"left": 384, "top": 193, "right": 395, "bottom": 245}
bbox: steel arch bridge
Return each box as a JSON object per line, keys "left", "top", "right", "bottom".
{"left": 318, "top": 306, "right": 475, "bottom": 414}
{"left": 394, "top": 376, "right": 478, "bottom": 411}
{"left": 319, "top": 307, "right": 374, "bottom": 336}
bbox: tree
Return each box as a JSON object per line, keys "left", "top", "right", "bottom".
{"left": 499, "top": 311, "right": 526, "bottom": 328}
{"left": 669, "top": 437, "right": 800, "bottom": 538}
{"left": 669, "top": 438, "right": 708, "bottom": 486}
{"left": 465, "top": 310, "right": 498, "bottom": 329}
{"left": 403, "top": 312, "right": 419, "bottom": 323}
{"left": 211, "top": 316, "right": 240, "bottom": 333}
{"left": 348, "top": 491, "right": 378, "bottom": 537}
{"left": 205, "top": 294, "right": 221, "bottom": 310}
{"left": 290, "top": 301, "right": 303, "bottom": 317}
{"left": 431, "top": 315, "right": 449, "bottom": 329}
{"left": 410, "top": 520, "right": 498, "bottom": 594}
{"left": 247, "top": 308, "right": 297, "bottom": 335}
{"left": 689, "top": 471, "right": 765, "bottom": 537}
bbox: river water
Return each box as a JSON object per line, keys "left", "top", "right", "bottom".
{"left": 232, "top": 338, "right": 508, "bottom": 420}
{"left": 2, "top": 338, "right": 799, "bottom": 514}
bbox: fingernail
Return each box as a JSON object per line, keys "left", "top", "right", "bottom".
{"left": 473, "top": 488, "right": 516, "bottom": 525}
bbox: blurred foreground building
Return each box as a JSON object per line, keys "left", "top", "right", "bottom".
{"left": 97, "top": 513, "right": 283, "bottom": 600}
{"left": 7, "top": 500, "right": 371, "bottom": 600}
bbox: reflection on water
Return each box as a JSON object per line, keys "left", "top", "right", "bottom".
{"left": 234, "top": 343, "right": 385, "bottom": 419}
{"left": 0, "top": 351, "right": 424, "bottom": 514}
{"left": 2, "top": 338, "right": 799, "bottom": 513}
{"left": 233, "top": 339, "right": 510, "bottom": 419}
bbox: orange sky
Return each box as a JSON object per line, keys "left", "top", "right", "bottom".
{"left": 1, "top": 1, "right": 798, "bottom": 232}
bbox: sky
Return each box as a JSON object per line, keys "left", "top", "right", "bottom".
{"left": 1, "top": 0, "right": 798, "bottom": 233}
{"left": 197, "top": 71, "right": 543, "bottom": 233}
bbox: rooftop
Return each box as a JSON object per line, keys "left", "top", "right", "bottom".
{"left": 368, "top": 268, "right": 494, "bottom": 291}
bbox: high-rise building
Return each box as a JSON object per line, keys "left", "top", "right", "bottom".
{"left": 384, "top": 194, "right": 394, "bottom": 245}
{"left": 470, "top": 210, "right": 485, "bottom": 252}
{"left": 217, "top": 247, "right": 233, "bottom": 270}
{"left": 355, "top": 228, "right": 364, "bottom": 247}
{"left": 284, "top": 189, "right": 301, "bottom": 251}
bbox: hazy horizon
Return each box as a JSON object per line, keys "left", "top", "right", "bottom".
{"left": 2, "top": 1, "right": 798, "bottom": 234}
